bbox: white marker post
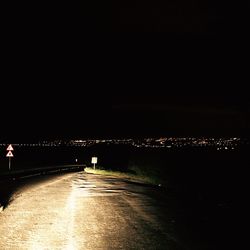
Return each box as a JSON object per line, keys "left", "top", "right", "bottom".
{"left": 91, "top": 157, "right": 97, "bottom": 170}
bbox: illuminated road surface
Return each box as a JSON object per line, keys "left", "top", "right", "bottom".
{"left": 0, "top": 172, "right": 181, "bottom": 250}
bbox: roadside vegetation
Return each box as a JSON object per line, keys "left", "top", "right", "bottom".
{"left": 84, "top": 166, "right": 161, "bottom": 186}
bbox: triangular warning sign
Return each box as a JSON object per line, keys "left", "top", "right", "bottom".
{"left": 7, "top": 144, "right": 14, "bottom": 151}
{"left": 6, "top": 151, "right": 14, "bottom": 157}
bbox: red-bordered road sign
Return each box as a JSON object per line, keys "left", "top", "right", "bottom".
{"left": 6, "top": 151, "right": 14, "bottom": 157}
{"left": 7, "top": 144, "right": 14, "bottom": 151}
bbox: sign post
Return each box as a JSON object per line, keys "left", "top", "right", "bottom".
{"left": 91, "top": 157, "right": 97, "bottom": 170}
{"left": 6, "top": 144, "right": 14, "bottom": 171}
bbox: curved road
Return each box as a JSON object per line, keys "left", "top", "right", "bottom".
{"left": 0, "top": 172, "right": 182, "bottom": 250}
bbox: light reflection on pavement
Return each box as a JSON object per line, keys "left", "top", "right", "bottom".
{"left": 0, "top": 172, "right": 180, "bottom": 250}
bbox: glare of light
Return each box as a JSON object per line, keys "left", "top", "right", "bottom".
{"left": 65, "top": 188, "right": 77, "bottom": 250}
{"left": 27, "top": 186, "right": 79, "bottom": 250}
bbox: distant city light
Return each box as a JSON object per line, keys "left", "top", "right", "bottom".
{"left": 0, "top": 137, "right": 245, "bottom": 151}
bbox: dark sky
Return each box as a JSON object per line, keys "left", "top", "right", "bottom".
{"left": 1, "top": 1, "right": 248, "bottom": 142}
{"left": 2, "top": 90, "right": 248, "bottom": 142}
{"left": 79, "top": 0, "right": 247, "bottom": 33}
{"left": 2, "top": 1, "right": 247, "bottom": 33}
{"left": 1, "top": 54, "right": 249, "bottom": 142}
{"left": 1, "top": 88, "right": 249, "bottom": 142}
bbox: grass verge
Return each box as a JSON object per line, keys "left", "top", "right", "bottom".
{"left": 84, "top": 167, "right": 161, "bottom": 185}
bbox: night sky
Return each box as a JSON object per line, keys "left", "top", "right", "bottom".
{"left": 2, "top": 1, "right": 247, "bottom": 33}
{"left": 1, "top": 0, "right": 248, "bottom": 142}
{"left": 1, "top": 52, "right": 249, "bottom": 142}
{"left": 79, "top": 0, "right": 247, "bottom": 33}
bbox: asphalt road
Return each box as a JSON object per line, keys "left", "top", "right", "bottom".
{"left": 0, "top": 172, "right": 183, "bottom": 250}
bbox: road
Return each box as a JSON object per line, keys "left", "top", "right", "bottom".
{"left": 0, "top": 172, "right": 182, "bottom": 250}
